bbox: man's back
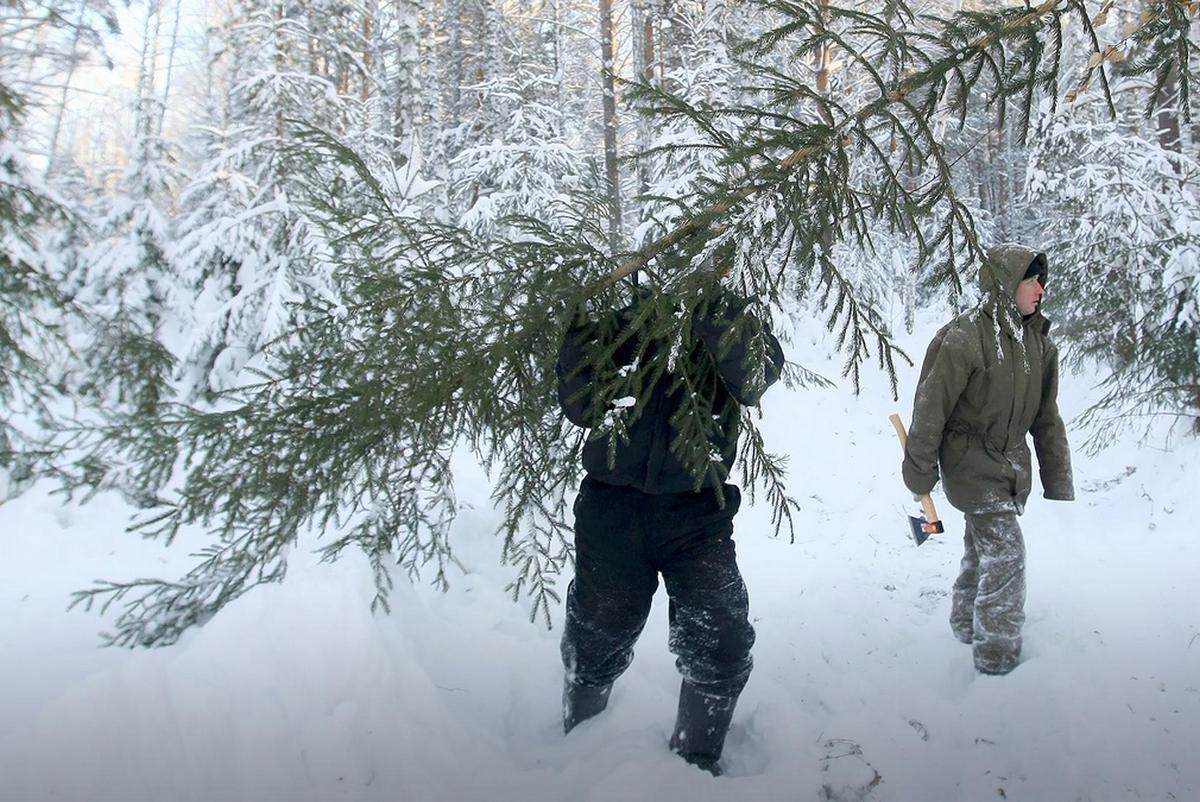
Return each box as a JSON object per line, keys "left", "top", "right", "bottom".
{"left": 556, "top": 292, "right": 783, "bottom": 494}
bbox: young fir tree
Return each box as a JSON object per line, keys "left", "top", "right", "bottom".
{"left": 0, "top": 0, "right": 144, "bottom": 498}
{"left": 1028, "top": 111, "right": 1200, "bottom": 446}
{"left": 72, "top": 0, "right": 1197, "bottom": 647}
{"left": 450, "top": 12, "right": 589, "bottom": 236}
{"left": 73, "top": 3, "right": 177, "bottom": 422}
{"left": 0, "top": 86, "right": 73, "bottom": 497}
{"left": 1039, "top": 0, "right": 1199, "bottom": 446}
{"left": 169, "top": 0, "right": 360, "bottom": 397}
{"left": 632, "top": 1, "right": 739, "bottom": 248}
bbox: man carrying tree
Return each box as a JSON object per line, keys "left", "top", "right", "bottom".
{"left": 901, "top": 244, "right": 1074, "bottom": 675}
{"left": 555, "top": 280, "right": 784, "bottom": 775}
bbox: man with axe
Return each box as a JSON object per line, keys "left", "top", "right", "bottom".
{"left": 900, "top": 244, "right": 1074, "bottom": 675}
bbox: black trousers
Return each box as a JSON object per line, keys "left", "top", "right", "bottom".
{"left": 561, "top": 477, "right": 755, "bottom": 699}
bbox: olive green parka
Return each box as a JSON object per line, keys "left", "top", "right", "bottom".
{"left": 902, "top": 244, "right": 1075, "bottom": 514}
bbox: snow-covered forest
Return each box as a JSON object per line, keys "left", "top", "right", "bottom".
{"left": 1, "top": 0, "right": 1198, "bottom": 799}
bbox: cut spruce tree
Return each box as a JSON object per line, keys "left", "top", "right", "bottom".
{"left": 68, "top": 0, "right": 1197, "bottom": 646}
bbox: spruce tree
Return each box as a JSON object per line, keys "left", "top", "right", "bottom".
{"left": 74, "top": 3, "right": 176, "bottom": 397}
{"left": 448, "top": 7, "right": 588, "bottom": 235}
{"left": 169, "top": 0, "right": 366, "bottom": 397}
{"left": 0, "top": 0, "right": 137, "bottom": 497}
{"left": 0, "top": 88, "right": 71, "bottom": 495}
{"left": 1029, "top": 114, "right": 1200, "bottom": 446}
{"left": 71, "top": 0, "right": 1198, "bottom": 646}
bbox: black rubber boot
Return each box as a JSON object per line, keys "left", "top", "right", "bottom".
{"left": 668, "top": 681, "right": 738, "bottom": 776}
{"left": 562, "top": 678, "right": 612, "bottom": 734}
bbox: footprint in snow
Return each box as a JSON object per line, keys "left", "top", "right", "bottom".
{"left": 818, "top": 738, "right": 882, "bottom": 801}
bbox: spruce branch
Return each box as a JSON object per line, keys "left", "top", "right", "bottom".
{"left": 67, "top": 3, "right": 1198, "bottom": 645}
{"left": 70, "top": 123, "right": 624, "bottom": 644}
{"left": 736, "top": 408, "right": 801, "bottom": 543}
{"left": 610, "top": 0, "right": 1188, "bottom": 294}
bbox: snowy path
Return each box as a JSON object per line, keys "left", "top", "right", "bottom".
{"left": 1, "top": 317, "right": 1197, "bottom": 802}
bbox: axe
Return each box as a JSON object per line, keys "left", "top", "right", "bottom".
{"left": 888, "top": 414, "right": 945, "bottom": 546}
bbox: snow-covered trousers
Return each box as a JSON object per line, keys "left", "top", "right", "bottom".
{"left": 949, "top": 509, "right": 1027, "bottom": 674}
{"left": 561, "top": 477, "right": 755, "bottom": 699}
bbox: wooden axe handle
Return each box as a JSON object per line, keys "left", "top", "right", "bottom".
{"left": 888, "top": 414, "right": 941, "bottom": 525}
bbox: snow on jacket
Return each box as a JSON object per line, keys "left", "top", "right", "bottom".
{"left": 902, "top": 244, "right": 1075, "bottom": 513}
{"left": 557, "top": 291, "right": 784, "bottom": 494}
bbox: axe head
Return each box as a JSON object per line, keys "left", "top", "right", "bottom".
{"left": 908, "top": 515, "right": 945, "bottom": 546}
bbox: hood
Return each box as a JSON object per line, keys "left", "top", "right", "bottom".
{"left": 980, "top": 243, "right": 1048, "bottom": 301}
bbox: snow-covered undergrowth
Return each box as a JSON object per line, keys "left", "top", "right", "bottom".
{"left": 1, "top": 310, "right": 1197, "bottom": 802}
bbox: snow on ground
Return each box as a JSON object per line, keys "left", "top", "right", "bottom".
{"left": 1, "top": 309, "right": 1197, "bottom": 802}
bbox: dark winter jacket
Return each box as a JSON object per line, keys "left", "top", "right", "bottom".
{"left": 557, "top": 292, "right": 784, "bottom": 494}
{"left": 902, "top": 244, "right": 1075, "bottom": 514}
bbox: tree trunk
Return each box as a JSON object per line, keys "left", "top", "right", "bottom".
{"left": 599, "top": 0, "right": 623, "bottom": 253}
{"left": 157, "top": 0, "right": 183, "bottom": 140}
{"left": 1155, "top": 62, "right": 1181, "bottom": 155}
{"left": 632, "top": 0, "right": 656, "bottom": 243}
{"left": 131, "top": 0, "right": 165, "bottom": 185}
{"left": 394, "top": 0, "right": 421, "bottom": 159}
{"left": 816, "top": 0, "right": 831, "bottom": 95}
{"left": 361, "top": 14, "right": 372, "bottom": 103}
{"left": 640, "top": 2, "right": 656, "bottom": 86}
{"left": 444, "top": 0, "right": 465, "bottom": 130}
{"left": 45, "top": 0, "right": 89, "bottom": 175}
{"left": 547, "top": 0, "right": 562, "bottom": 112}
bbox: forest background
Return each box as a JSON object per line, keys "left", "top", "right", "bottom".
{"left": 1, "top": 0, "right": 1198, "bottom": 796}
{"left": 4, "top": 0, "right": 1198, "bottom": 637}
